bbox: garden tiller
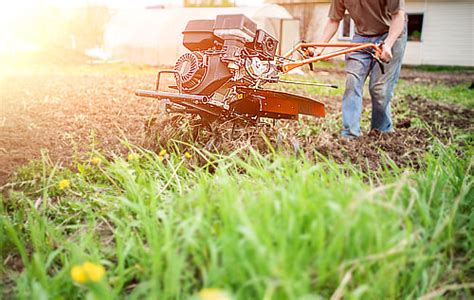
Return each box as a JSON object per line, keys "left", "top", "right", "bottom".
{"left": 136, "top": 14, "right": 384, "bottom": 124}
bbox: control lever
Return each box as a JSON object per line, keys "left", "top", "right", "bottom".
{"left": 299, "top": 40, "right": 316, "bottom": 71}
{"left": 363, "top": 45, "right": 385, "bottom": 75}
{"left": 297, "top": 48, "right": 314, "bottom": 71}
{"left": 277, "top": 79, "right": 338, "bottom": 89}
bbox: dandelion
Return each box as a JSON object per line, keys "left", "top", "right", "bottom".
{"left": 71, "top": 265, "right": 87, "bottom": 284}
{"left": 128, "top": 153, "right": 139, "bottom": 161}
{"left": 82, "top": 262, "right": 105, "bottom": 282}
{"left": 198, "top": 288, "right": 232, "bottom": 300}
{"left": 184, "top": 152, "right": 192, "bottom": 159}
{"left": 159, "top": 149, "right": 167, "bottom": 157}
{"left": 70, "top": 261, "right": 106, "bottom": 284}
{"left": 158, "top": 149, "right": 167, "bottom": 162}
{"left": 59, "top": 179, "right": 70, "bottom": 190}
{"left": 91, "top": 157, "right": 102, "bottom": 166}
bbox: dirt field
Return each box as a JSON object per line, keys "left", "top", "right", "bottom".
{"left": 0, "top": 62, "right": 161, "bottom": 185}
{"left": 1, "top": 58, "right": 473, "bottom": 185}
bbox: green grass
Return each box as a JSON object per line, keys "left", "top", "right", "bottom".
{"left": 397, "top": 81, "right": 474, "bottom": 108}
{"left": 1, "top": 142, "right": 473, "bottom": 299}
{"left": 403, "top": 65, "right": 474, "bottom": 73}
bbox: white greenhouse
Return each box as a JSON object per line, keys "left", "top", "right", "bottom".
{"left": 104, "top": 4, "right": 300, "bottom": 66}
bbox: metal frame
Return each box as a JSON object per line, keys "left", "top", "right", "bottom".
{"left": 155, "top": 70, "right": 183, "bottom": 93}
{"left": 280, "top": 42, "right": 382, "bottom": 73}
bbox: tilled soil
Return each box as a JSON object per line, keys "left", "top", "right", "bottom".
{"left": 399, "top": 68, "right": 474, "bottom": 86}
{"left": 143, "top": 95, "right": 472, "bottom": 172}
{"left": 0, "top": 68, "right": 163, "bottom": 185}
{"left": 1, "top": 64, "right": 472, "bottom": 185}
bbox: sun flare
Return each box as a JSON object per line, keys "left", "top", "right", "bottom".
{"left": 0, "top": 1, "right": 40, "bottom": 53}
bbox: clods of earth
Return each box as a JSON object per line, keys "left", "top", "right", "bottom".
{"left": 1, "top": 60, "right": 473, "bottom": 186}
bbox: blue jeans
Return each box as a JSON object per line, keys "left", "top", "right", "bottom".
{"left": 341, "top": 29, "right": 407, "bottom": 137}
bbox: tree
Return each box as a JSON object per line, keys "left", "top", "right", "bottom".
{"left": 183, "top": 0, "right": 234, "bottom": 7}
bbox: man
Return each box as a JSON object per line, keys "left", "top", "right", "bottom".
{"left": 319, "top": 0, "right": 407, "bottom": 137}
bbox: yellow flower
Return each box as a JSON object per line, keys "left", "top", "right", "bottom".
{"left": 70, "top": 261, "right": 106, "bottom": 284}
{"left": 128, "top": 153, "right": 139, "bottom": 161}
{"left": 70, "top": 265, "right": 87, "bottom": 284}
{"left": 59, "top": 179, "right": 70, "bottom": 190}
{"left": 184, "top": 152, "right": 192, "bottom": 159}
{"left": 159, "top": 149, "right": 167, "bottom": 157}
{"left": 198, "top": 288, "right": 231, "bottom": 300}
{"left": 91, "top": 157, "right": 102, "bottom": 166}
{"left": 82, "top": 262, "right": 105, "bottom": 282}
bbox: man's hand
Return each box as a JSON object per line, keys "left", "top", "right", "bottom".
{"left": 381, "top": 10, "right": 406, "bottom": 63}
{"left": 303, "top": 47, "right": 315, "bottom": 58}
{"left": 380, "top": 44, "right": 393, "bottom": 63}
{"left": 303, "top": 47, "right": 325, "bottom": 58}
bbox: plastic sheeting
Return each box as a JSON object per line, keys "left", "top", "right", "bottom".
{"left": 103, "top": 4, "right": 300, "bottom": 66}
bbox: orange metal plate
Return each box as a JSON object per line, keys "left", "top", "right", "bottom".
{"left": 233, "top": 87, "right": 325, "bottom": 120}
{"left": 253, "top": 89, "right": 325, "bottom": 118}
{"left": 261, "top": 97, "right": 298, "bottom": 115}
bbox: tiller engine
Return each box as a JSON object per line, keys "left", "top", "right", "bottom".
{"left": 136, "top": 14, "right": 383, "bottom": 124}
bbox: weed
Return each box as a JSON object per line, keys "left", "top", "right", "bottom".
{"left": 1, "top": 141, "right": 472, "bottom": 299}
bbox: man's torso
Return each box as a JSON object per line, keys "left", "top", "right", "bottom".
{"left": 330, "top": 0, "right": 404, "bottom": 36}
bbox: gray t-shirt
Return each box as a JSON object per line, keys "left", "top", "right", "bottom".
{"left": 329, "top": 0, "right": 405, "bottom": 36}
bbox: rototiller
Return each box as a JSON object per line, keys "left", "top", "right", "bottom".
{"left": 136, "top": 14, "right": 384, "bottom": 124}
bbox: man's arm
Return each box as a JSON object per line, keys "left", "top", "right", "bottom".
{"left": 321, "top": 19, "right": 340, "bottom": 43}
{"left": 314, "top": 0, "right": 344, "bottom": 55}
{"left": 308, "top": 18, "right": 340, "bottom": 56}
{"left": 381, "top": 10, "right": 406, "bottom": 62}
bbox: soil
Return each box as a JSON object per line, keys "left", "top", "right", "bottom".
{"left": 141, "top": 95, "right": 472, "bottom": 172}
{"left": 0, "top": 66, "right": 163, "bottom": 185}
{"left": 1, "top": 63, "right": 473, "bottom": 186}
{"left": 399, "top": 68, "right": 474, "bottom": 86}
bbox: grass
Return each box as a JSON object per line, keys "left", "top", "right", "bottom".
{"left": 403, "top": 64, "right": 474, "bottom": 73}
{"left": 1, "top": 62, "right": 473, "bottom": 299}
{"left": 397, "top": 81, "right": 474, "bottom": 108}
{"left": 1, "top": 141, "right": 473, "bottom": 299}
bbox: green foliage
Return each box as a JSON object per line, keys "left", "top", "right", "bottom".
{"left": 184, "top": 0, "right": 234, "bottom": 8}
{"left": 1, "top": 142, "right": 472, "bottom": 299}
{"left": 404, "top": 65, "right": 474, "bottom": 73}
{"left": 397, "top": 81, "right": 474, "bottom": 108}
{"left": 408, "top": 30, "right": 421, "bottom": 41}
{"left": 34, "top": 5, "right": 111, "bottom": 49}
